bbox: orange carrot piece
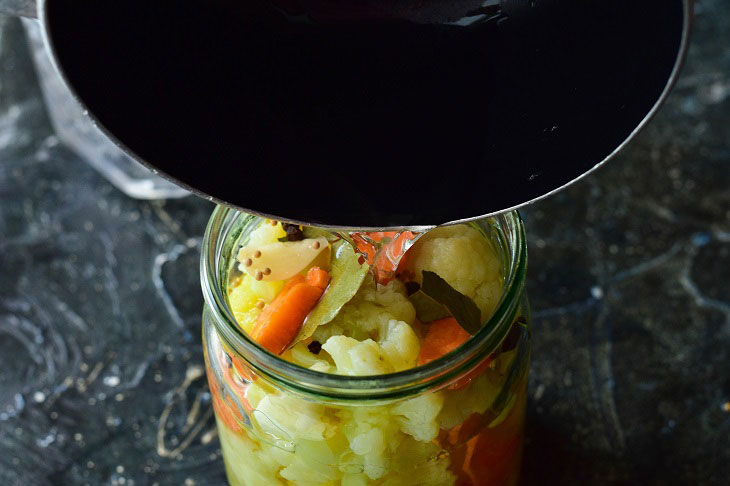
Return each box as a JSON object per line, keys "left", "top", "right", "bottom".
{"left": 459, "top": 387, "right": 526, "bottom": 486}
{"left": 418, "top": 317, "right": 471, "bottom": 366}
{"left": 418, "top": 317, "right": 493, "bottom": 390}
{"left": 280, "top": 273, "right": 306, "bottom": 293}
{"left": 351, "top": 231, "right": 418, "bottom": 285}
{"left": 304, "top": 266, "right": 330, "bottom": 290}
{"left": 206, "top": 363, "right": 245, "bottom": 434}
{"left": 352, "top": 231, "right": 389, "bottom": 266}
{"left": 251, "top": 268, "right": 330, "bottom": 354}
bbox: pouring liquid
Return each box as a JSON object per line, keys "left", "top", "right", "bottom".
{"left": 340, "top": 230, "right": 423, "bottom": 284}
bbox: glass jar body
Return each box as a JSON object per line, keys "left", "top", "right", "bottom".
{"left": 201, "top": 209, "right": 530, "bottom": 486}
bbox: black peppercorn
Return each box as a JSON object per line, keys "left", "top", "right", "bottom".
{"left": 282, "top": 223, "right": 304, "bottom": 241}
{"left": 307, "top": 340, "right": 322, "bottom": 355}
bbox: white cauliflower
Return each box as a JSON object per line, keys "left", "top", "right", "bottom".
{"left": 391, "top": 392, "right": 444, "bottom": 442}
{"left": 340, "top": 408, "right": 402, "bottom": 481}
{"left": 378, "top": 319, "right": 420, "bottom": 372}
{"left": 322, "top": 336, "right": 391, "bottom": 376}
{"left": 279, "top": 438, "right": 341, "bottom": 484}
{"left": 351, "top": 426, "right": 386, "bottom": 457}
{"left": 322, "top": 278, "right": 416, "bottom": 340}
{"left": 285, "top": 342, "right": 330, "bottom": 369}
{"left": 308, "top": 361, "right": 333, "bottom": 373}
{"left": 404, "top": 224, "right": 503, "bottom": 321}
{"left": 254, "top": 392, "right": 335, "bottom": 442}
{"left": 219, "top": 391, "right": 458, "bottom": 486}
{"left": 244, "top": 380, "right": 268, "bottom": 409}
{"left": 437, "top": 372, "right": 501, "bottom": 429}
{"left": 318, "top": 279, "right": 419, "bottom": 376}
{"left": 366, "top": 279, "right": 417, "bottom": 324}
{"left": 350, "top": 427, "right": 390, "bottom": 479}
{"left": 216, "top": 419, "right": 283, "bottom": 486}
{"left": 321, "top": 321, "right": 419, "bottom": 376}
{"left": 280, "top": 342, "right": 333, "bottom": 373}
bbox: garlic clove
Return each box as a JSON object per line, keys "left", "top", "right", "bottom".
{"left": 237, "top": 237, "right": 330, "bottom": 282}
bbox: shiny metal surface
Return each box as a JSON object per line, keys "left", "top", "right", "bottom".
{"left": 5, "top": 0, "right": 694, "bottom": 229}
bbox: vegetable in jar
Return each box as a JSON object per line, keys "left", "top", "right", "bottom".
{"left": 201, "top": 208, "right": 530, "bottom": 486}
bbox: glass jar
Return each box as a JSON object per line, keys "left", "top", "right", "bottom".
{"left": 200, "top": 207, "right": 530, "bottom": 486}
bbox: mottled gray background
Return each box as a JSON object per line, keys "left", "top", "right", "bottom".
{"left": 0, "top": 1, "right": 728, "bottom": 484}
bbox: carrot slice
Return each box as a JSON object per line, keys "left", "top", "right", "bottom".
{"left": 304, "top": 266, "right": 330, "bottom": 290}
{"left": 459, "top": 384, "right": 527, "bottom": 486}
{"left": 206, "top": 364, "right": 245, "bottom": 434}
{"left": 445, "top": 383, "right": 527, "bottom": 486}
{"left": 251, "top": 267, "right": 330, "bottom": 354}
{"left": 418, "top": 317, "right": 492, "bottom": 390}
{"left": 418, "top": 317, "right": 471, "bottom": 366}
{"left": 351, "top": 231, "right": 418, "bottom": 285}
{"left": 279, "top": 273, "right": 306, "bottom": 293}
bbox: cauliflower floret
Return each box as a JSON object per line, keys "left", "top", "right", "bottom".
{"left": 322, "top": 336, "right": 391, "bottom": 376}
{"left": 216, "top": 420, "right": 283, "bottom": 485}
{"left": 323, "top": 278, "right": 416, "bottom": 340}
{"left": 438, "top": 349, "right": 519, "bottom": 429}
{"left": 279, "top": 438, "right": 341, "bottom": 484}
{"left": 244, "top": 382, "right": 266, "bottom": 410}
{"left": 351, "top": 427, "right": 386, "bottom": 456}
{"left": 340, "top": 408, "right": 402, "bottom": 481}
{"left": 286, "top": 342, "right": 322, "bottom": 367}
{"left": 378, "top": 319, "right": 420, "bottom": 372}
{"left": 362, "top": 449, "right": 389, "bottom": 480}
{"left": 308, "top": 361, "right": 333, "bottom": 373}
{"left": 254, "top": 392, "right": 335, "bottom": 442}
{"left": 405, "top": 224, "right": 503, "bottom": 321}
{"left": 437, "top": 372, "right": 502, "bottom": 429}
{"left": 281, "top": 343, "right": 334, "bottom": 374}
{"left": 391, "top": 392, "right": 444, "bottom": 442}
{"left": 366, "top": 279, "right": 417, "bottom": 324}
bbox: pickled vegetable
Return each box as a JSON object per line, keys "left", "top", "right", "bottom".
{"left": 209, "top": 219, "right": 528, "bottom": 486}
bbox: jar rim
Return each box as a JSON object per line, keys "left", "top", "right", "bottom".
{"left": 200, "top": 207, "right": 527, "bottom": 401}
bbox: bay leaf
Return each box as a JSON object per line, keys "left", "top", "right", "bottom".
{"left": 289, "top": 240, "right": 369, "bottom": 347}
{"left": 302, "top": 226, "right": 340, "bottom": 242}
{"left": 419, "top": 270, "right": 482, "bottom": 335}
{"left": 409, "top": 290, "right": 450, "bottom": 323}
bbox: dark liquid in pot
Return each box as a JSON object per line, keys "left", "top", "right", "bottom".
{"left": 46, "top": 0, "right": 684, "bottom": 227}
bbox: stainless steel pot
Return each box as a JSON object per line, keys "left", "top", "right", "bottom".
{"left": 0, "top": 0, "right": 693, "bottom": 229}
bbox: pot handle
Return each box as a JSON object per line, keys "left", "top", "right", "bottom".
{"left": 0, "top": 0, "right": 37, "bottom": 18}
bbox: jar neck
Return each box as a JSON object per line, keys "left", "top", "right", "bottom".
{"left": 200, "top": 208, "right": 528, "bottom": 402}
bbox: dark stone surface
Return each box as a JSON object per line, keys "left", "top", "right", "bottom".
{"left": 0, "top": 1, "right": 728, "bottom": 484}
